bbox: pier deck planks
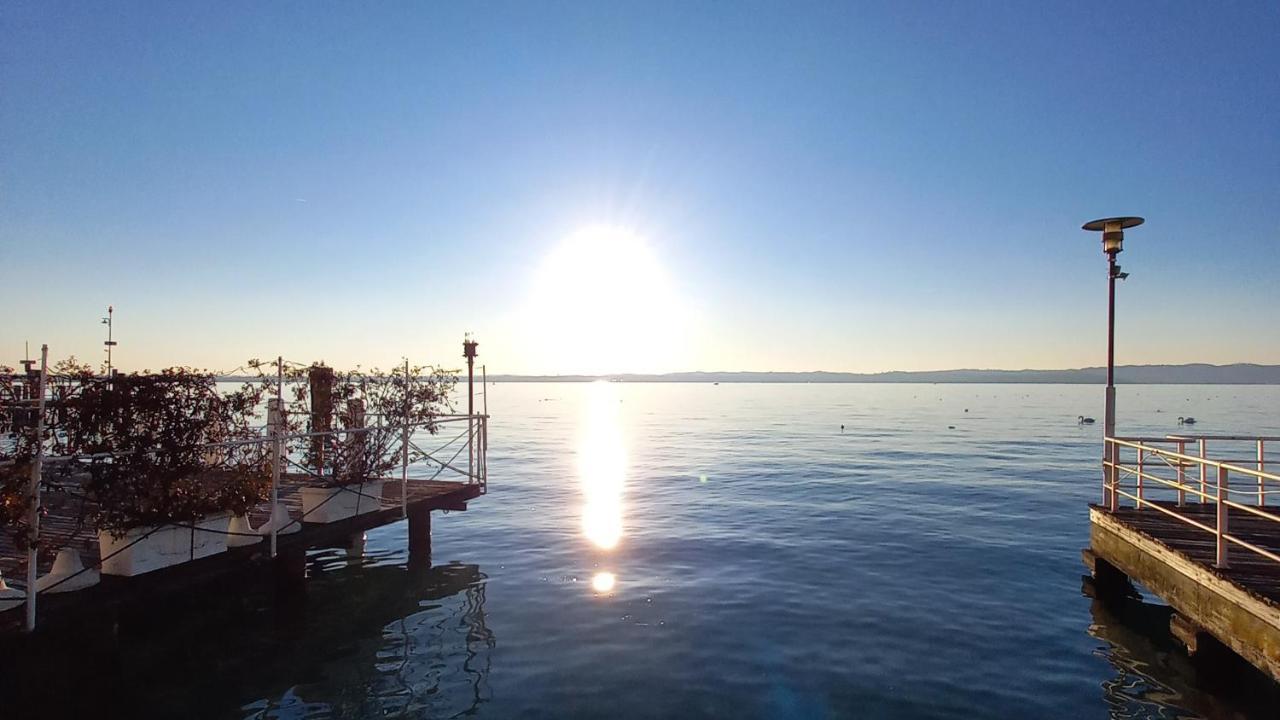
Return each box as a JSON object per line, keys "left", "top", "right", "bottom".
{"left": 1101, "top": 502, "right": 1280, "bottom": 602}
{"left": 1088, "top": 501, "right": 1280, "bottom": 681}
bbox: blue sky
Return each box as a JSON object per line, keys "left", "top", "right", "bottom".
{"left": 2, "top": 2, "right": 1277, "bottom": 374}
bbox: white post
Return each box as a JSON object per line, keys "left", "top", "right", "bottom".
{"left": 1107, "top": 440, "right": 1119, "bottom": 512}
{"left": 24, "top": 344, "right": 48, "bottom": 633}
{"left": 268, "top": 395, "right": 282, "bottom": 559}
{"left": 1176, "top": 440, "right": 1186, "bottom": 506}
{"left": 1258, "top": 439, "right": 1266, "bottom": 506}
{"left": 1216, "top": 466, "right": 1229, "bottom": 568}
{"left": 1136, "top": 447, "right": 1144, "bottom": 509}
{"left": 401, "top": 359, "right": 409, "bottom": 519}
{"left": 1198, "top": 439, "right": 1207, "bottom": 505}
{"left": 1101, "top": 439, "right": 1109, "bottom": 506}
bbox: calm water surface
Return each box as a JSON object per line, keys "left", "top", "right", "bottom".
{"left": 8, "top": 383, "right": 1280, "bottom": 718}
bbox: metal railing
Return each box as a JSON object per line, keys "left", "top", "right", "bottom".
{"left": 1102, "top": 435, "right": 1280, "bottom": 569}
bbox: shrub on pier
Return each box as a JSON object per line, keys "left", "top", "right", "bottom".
{"left": 246, "top": 360, "right": 456, "bottom": 486}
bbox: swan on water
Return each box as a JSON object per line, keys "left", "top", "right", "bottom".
{"left": 1078, "top": 416, "right": 1095, "bottom": 424}
{"left": 1179, "top": 416, "right": 1197, "bottom": 425}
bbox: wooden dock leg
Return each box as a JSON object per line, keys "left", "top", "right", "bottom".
{"left": 274, "top": 546, "right": 307, "bottom": 594}
{"left": 408, "top": 504, "right": 431, "bottom": 563}
{"left": 346, "top": 531, "right": 366, "bottom": 557}
{"left": 1081, "top": 548, "right": 1138, "bottom": 603}
{"left": 1170, "top": 612, "right": 1206, "bottom": 656}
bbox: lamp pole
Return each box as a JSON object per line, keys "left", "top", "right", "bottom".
{"left": 102, "top": 305, "right": 117, "bottom": 378}
{"left": 1082, "top": 217, "right": 1143, "bottom": 442}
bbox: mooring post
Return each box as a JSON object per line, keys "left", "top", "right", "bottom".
{"left": 348, "top": 398, "right": 366, "bottom": 514}
{"left": 408, "top": 503, "right": 431, "bottom": 561}
{"left": 309, "top": 364, "right": 334, "bottom": 476}
{"left": 24, "top": 344, "right": 49, "bottom": 633}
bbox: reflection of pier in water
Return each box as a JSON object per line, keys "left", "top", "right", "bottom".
{"left": 1082, "top": 577, "right": 1280, "bottom": 718}
{"left": 251, "top": 558, "right": 494, "bottom": 718}
{"left": 0, "top": 558, "right": 494, "bottom": 718}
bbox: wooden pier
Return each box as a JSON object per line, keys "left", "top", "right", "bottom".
{"left": 1085, "top": 435, "right": 1280, "bottom": 682}
{"left": 0, "top": 471, "right": 483, "bottom": 633}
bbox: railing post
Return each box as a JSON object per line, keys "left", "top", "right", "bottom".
{"left": 1259, "top": 439, "right": 1266, "bottom": 507}
{"left": 400, "top": 359, "right": 409, "bottom": 519}
{"left": 1198, "top": 439, "right": 1207, "bottom": 505}
{"left": 1108, "top": 439, "right": 1119, "bottom": 512}
{"left": 1216, "top": 466, "right": 1229, "bottom": 569}
{"left": 268, "top": 397, "right": 283, "bottom": 559}
{"left": 1101, "top": 439, "right": 1110, "bottom": 507}
{"left": 1176, "top": 440, "right": 1186, "bottom": 507}
{"left": 1136, "top": 447, "right": 1145, "bottom": 509}
{"left": 24, "top": 344, "right": 48, "bottom": 633}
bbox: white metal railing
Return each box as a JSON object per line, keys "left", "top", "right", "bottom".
{"left": 1102, "top": 435, "right": 1280, "bottom": 570}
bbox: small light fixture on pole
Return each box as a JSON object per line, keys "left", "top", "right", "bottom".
{"left": 1081, "top": 216, "right": 1143, "bottom": 443}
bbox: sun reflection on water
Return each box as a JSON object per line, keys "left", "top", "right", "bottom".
{"left": 591, "top": 571, "right": 616, "bottom": 594}
{"left": 579, "top": 381, "right": 626, "bottom": 551}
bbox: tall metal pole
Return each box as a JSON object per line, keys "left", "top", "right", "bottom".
{"left": 1105, "top": 254, "right": 1117, "bottom": 441}
{"left": 25, "top": 344, "right": 48, "bottom": 633}
{"left": 102, "top": 305, "right": 116, "bottom": 379}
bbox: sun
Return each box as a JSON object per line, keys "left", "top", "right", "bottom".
{"left": 520, "top": 225, "right": 691, "bottom": 374}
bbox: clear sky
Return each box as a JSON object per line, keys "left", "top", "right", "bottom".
{"left": 2, "top": 2, "right": 1277, "bottom": 375}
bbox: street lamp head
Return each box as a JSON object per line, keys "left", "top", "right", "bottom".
{"left": 1083, "top": 216, "right": 1144, "bottom": 256}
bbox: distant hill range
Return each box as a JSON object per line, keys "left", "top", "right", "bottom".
{"left": 485, "top": 364, "right": 1280, "bottom": 384}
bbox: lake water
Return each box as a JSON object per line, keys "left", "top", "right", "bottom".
{"left": 6, "top": 383, "right": 1280, "bottom": 718}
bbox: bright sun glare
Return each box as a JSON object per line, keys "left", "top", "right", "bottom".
{"left": 522, "top": 225, "right": 690, "bottom": 375}
{"left": 579, "top": 381, "right": 626, "bottom": 550}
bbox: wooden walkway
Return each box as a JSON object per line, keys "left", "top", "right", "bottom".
{"left": 1086, "top": 502, "right": 1280, "bottom": 682}
{"left": 0, "top": 475, "right": 481, "bottom": 632}
{"left": 1102, "top": 502, "right": 1280, "bottom": 602}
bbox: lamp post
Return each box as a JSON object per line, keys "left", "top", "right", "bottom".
{"left": 1082, "top": 216, "right": 1143, "bottom": 442}
{"left": 101, "top": 305, "right": 117, "bottom": 379}
{"left": 463, "top": 335, "right": 479, "bottom": 482}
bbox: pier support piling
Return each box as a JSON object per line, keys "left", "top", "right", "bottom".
{"left": 1081, "top": 548, "right": 1138, "bottom": 603}
{"left": 273, "top": 546, "right": 307, "bottom": 594}
{"left": 408, "top": 505, "right": 432, "bottom": 561}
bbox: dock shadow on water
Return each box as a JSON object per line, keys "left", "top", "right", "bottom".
{"left": 0, "top": 551, "right": 493, "bottom": 719}
{"left": 1083, "top": 577, "right": 1280, "bottom": 719}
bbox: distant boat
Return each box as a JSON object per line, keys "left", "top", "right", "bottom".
{"left": 1078, "top": 416, "right": 1095, "bottom": 424}
{"left": 1179, "top": 416, "right": 1197, "bottom": 425}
